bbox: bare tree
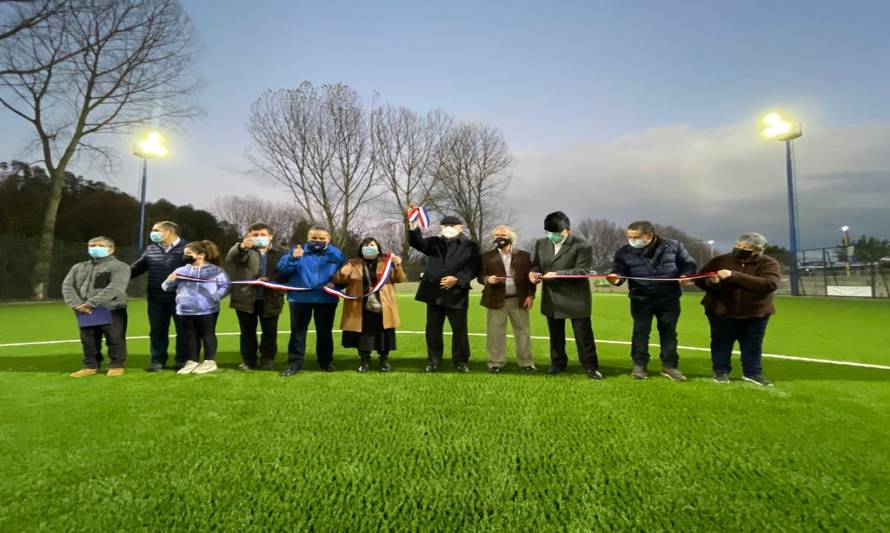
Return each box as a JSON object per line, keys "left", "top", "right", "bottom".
{"left": 0, "top": 1, "right": 69, "bottom": 75}
{"left": 576, "top": 218, "right": 626, "bottom": 272}
{"left": 211, "top": 195, "right": 308, "bottom": 246}
{"left": 246, "top": 82, "right": 379, "bottom": 248}
{"left": 372, "top": 104, "right": 452, "bottom": 256}
{"left": 428, "top": 122, "right": 513, "bottom": 242}
{"left": 0, "top": 0, "right": 201, "bottom": 299}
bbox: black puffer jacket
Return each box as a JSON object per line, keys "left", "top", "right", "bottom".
{"left": 611, "top": 237, "right": 697, "bottom": 302}
{"left": 131, "top": 240, "right": 190, "bottom": 303}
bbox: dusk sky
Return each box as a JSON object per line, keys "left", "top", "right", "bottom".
{"left": 2, "top": 0, "right": 889, "bottom": 250}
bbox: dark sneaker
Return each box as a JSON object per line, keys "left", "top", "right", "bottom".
{"left": 146, "top": 363, "right": 164, "bottom": 373}
{"left": 259, "top": 360, "right": 275, "bottom": 371}
{"left": 743, "top": 374, "right": 773, "bottom": 387}
{"left": 237, "top": 363, "right": 253, "bottom": 371}
{"left": 586, "top": 368, "right": 604, "bottom": 380}
{"left": 661, "top": 368, "right": 687, "bottom": 382}
{"left": 712, "top": 373, "right": 730, "bottom": 384}
{"left": 379, "top": 359, "right": 392, "bottom": 372}
{"left": 456, "top": 363, "right": 470, "bottom": 374}
{"left": 322, "top": 365, "right": 336, "bottom": 373}
{"left": 358, "top": 361, "right": 370, "bottom": 373}
{"left": 630, "top": 365, "right": 648, "bottom": 380}
{"left": 546, "top": 365, "right": 565, "bottom": 375}
{"left": 488, "top": 366, "right": 502, "bottom": 374}
{"left": 424, "top": 363, "right": 439, "bottom": 373}
{"left": 522, "top": 365, "right": 538, "bottom": 374}
{"left": 281, "top": 364, "right": 300, "bottom": 377}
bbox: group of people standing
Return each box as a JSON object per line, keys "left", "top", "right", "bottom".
{"left": 62, "top": 207, "right": 781, "bottom": 386}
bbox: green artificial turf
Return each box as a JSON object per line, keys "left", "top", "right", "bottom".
{"left": 1, "top": 294, "right": 889, "bottom": 531}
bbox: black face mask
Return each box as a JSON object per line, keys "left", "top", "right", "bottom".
{"left": 494, "top": 237, "right": 511, "bottom": 249}
{"left": 183, "top": 255, "right": 196, "bottom": 264}
{"left": 307, "top": 240, "right": 327, "bottom": 253}
{"left": 733, "top": 248, "right": 755, "bottom": 260}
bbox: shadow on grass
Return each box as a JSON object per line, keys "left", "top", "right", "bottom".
{"left": 1, "top": 350, "right": 888, "bottom": 383}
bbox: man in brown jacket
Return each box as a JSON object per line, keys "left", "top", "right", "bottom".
{"left": 478, "top": 226, "right": 537, "bottom": 373}
{"left": 695, "top": 232, "right": 781, "bottom": 386}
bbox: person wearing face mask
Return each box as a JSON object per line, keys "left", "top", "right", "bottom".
{"left": 277, "top": 225, "right": 347, "bottom": 376}
{"left": 407, "top": 204, "right": 482, "bottom": 373}
{"left": 62, "top": 237, "right": 132, "bottom": 377}
{"left": 606, "top": 220, "right": 697, "bottom": 381}
{"left": 694, "top": 232, "right": 781, "bottom": 386}
{"left": 478, "top": 225, "right": 537, "bottom": 373}
{"left": 162, "top": 240, "right": 230, "bottom": 375}
{"left": 332, "top": 238, "right": 406, "bottom": 372}
{"left": 225, "top": 222, "right": 287, "bottom": 371}
{"left": 529, "top": 211, "right": 603, "bottom": 379}
{"left": 130, "top": 220, "right": 190, "bottom": 372}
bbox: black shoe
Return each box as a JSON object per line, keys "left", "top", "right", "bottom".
{"left": 456, "top": 363, "right": 469, "bottom": 373}
{"left": 424, "top": 364, "right": 439, "bottom": 372}
{"left": 523, "top": 365, "right": 538, "bottom": 374}
{"left": 237, "top": 363, "right": 253, "bottom": 372}
{"left": 586, "top": 368, "right": 604, "bottom": 380}
{"left": 630, "top": 365, "right": 648, "bottom": 380}
{"left": 547, "top": 365, "right": 565, "bottom": 375}
{"left": 743, "top": 374, "right": 773, "bottom": 387}
{"left": 379, "top": 359, "right": 392, "bottom": 372}
{"left": 322, "top": 365, "right": 336, "bottom": 372}
{"left": 281, "top": 364, "right": 300, "bottom": 377}
{"left": 712, "top": 372, "right": 730, "bottom": 384}
{"left": 259, "top": 360, "right": 275, "bottom": 371}
{"left": 488, "top": 366, "right": 501, "bottom": 373}
{"left": 146, "top": 363, "right": 164, "bottom": 372}
{"left": 358, "top": 360, "right": 370, "bottom": 373}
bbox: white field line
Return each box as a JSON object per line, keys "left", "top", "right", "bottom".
{"left": 1, "top": 329, "right": 888, "bottom": 371}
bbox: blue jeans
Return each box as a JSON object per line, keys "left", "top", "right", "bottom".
{"left": 707, "top": 313, "right": 770, "bottom": 376}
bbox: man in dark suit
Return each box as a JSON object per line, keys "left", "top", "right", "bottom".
{"left": 478, "top": 225, "right": 537, "bottom": 373}
{"left": 530, "top": 211, "right": 603, "bottom": 379}
{"left": 408, "top": 208, "right": 482, "bottom": 373}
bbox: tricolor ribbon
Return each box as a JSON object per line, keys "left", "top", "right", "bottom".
{"left": 496, "top": 272, "right": 718, "bottom": 282}
{"left": 322, "top": 253, "right": 396, "bottom": 300}
{"left": 174, "top": 275, "right": 314, "bottom": 291}
{"left": 407, "top": 206, "right": 431, "bottom": 230}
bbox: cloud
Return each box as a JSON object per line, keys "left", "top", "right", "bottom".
{"left": 507, "top": 122, "right": 890, "bottom": 250}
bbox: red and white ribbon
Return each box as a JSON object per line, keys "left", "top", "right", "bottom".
{"left": 407, "top": 206, "right": 431, "bottom": 230}
{"left": 496, "top": 272, "right": 718, "bottom": 282}
{"left": 323, "top": 253, "right": 396, "bottom": 300}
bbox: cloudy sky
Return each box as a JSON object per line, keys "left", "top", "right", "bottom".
{"left": 2, "top": 0, "right": 889, "bottom": 250}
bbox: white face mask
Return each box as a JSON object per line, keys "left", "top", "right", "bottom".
{"left": 441, "top": 226, "right": 461, "bottom": 239}
{"left": 628, "top": 238, "right": 647, "bottom": 249}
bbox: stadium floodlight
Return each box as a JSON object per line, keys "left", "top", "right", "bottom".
{"left": 133, "top": 131, "right": 169, "bottom": 250}
{"left": 762, "top": 111, "right": 803, "bottom": 295}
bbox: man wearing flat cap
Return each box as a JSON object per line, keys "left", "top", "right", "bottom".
{"left": 530, "top": 211, "right": 603, "bottom": 379}
{"left": 407, "top": 204, "right": 482, "bottom": 373}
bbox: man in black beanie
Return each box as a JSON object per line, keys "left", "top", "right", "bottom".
{"left": 407, "top": 205, "right": 481, "bottom": 372}
{"left": 529, "top": 211, "right": 603, "bottom": 379}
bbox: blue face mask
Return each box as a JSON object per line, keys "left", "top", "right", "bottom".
{"left": 628, "top": 238, "right": 648, "bottom": 249}
{"left": 252, "top": 236, "right": 270, "bottom": 248}
{"left": 88, "top": 246, "right": 111, "bottom": 259}
{"left": 307, "top": 240, "right": 327, "bottom": 253}
{"left": 149, "top": 231, "right": 164, "bottom": 244}
{"left": 546, "top": 231, "right": 564, "bottom": 243}
{"left": 361, "top": 246, "right": 379, "bottom": 259}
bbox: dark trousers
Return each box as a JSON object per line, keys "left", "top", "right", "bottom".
{"left": 359, "top": 350, "right": 389, "bottom": 361}
{"left": 147, "top": 301, "right": 187, "bottom": 366}
{"left": 78, "top": 308, "right": 128, "bottom": 369}
{"left": 179, "top": 313, "right": 219, "bottom": 362}
{"left": 707, "top": 313, "right": 770, "bottom": 376}
{"left": 425, "top": 304, "right": 470, "bottom": 366}
{"left": 546, "top": 316, "right": 599, "bottom": 370}
{"left": 236, "top": 299, "right": 280, "bottom": 367}
{"left": 287, "top": 302, "right": 337, "bottom": 369}
{"left": 630, "top": 298, "right": 681, "bottom": 369}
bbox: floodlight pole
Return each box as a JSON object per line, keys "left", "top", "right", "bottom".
{"left": 784, "top": 139, "right": 800, "bottom": 296}
{"left": 136, "top": 158, "right": 148, "bottom": 251}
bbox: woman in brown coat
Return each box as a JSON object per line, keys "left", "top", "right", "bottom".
{"left": 332, "top": 238, "right": 406, "bottom": 372}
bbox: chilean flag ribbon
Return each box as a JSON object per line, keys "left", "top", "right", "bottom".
{"left": 322, "top": 253, "right": 396, "bottom": 300}
{"left": 407, "top": 206, "right": 431, "bottom": 230}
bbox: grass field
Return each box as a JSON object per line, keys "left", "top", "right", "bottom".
{"left": 1, "top": 293, "right": 889, "bottom": 531}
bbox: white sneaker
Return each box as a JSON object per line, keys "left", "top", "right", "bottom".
{"left": 177, "top": 360, "right": 200, "bottom": 375}
{"left": 193, "top": 360, "right": 218, "bottom": 375}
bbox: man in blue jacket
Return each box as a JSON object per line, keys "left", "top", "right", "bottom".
{"left": 607, "top": 220, "right": 697, "bottom": 381}
{"left": 278, "top": 225, "right": 346, "bottom": 376}
{"left": 131, "top": 220, "right": 189, "bottom": 372}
